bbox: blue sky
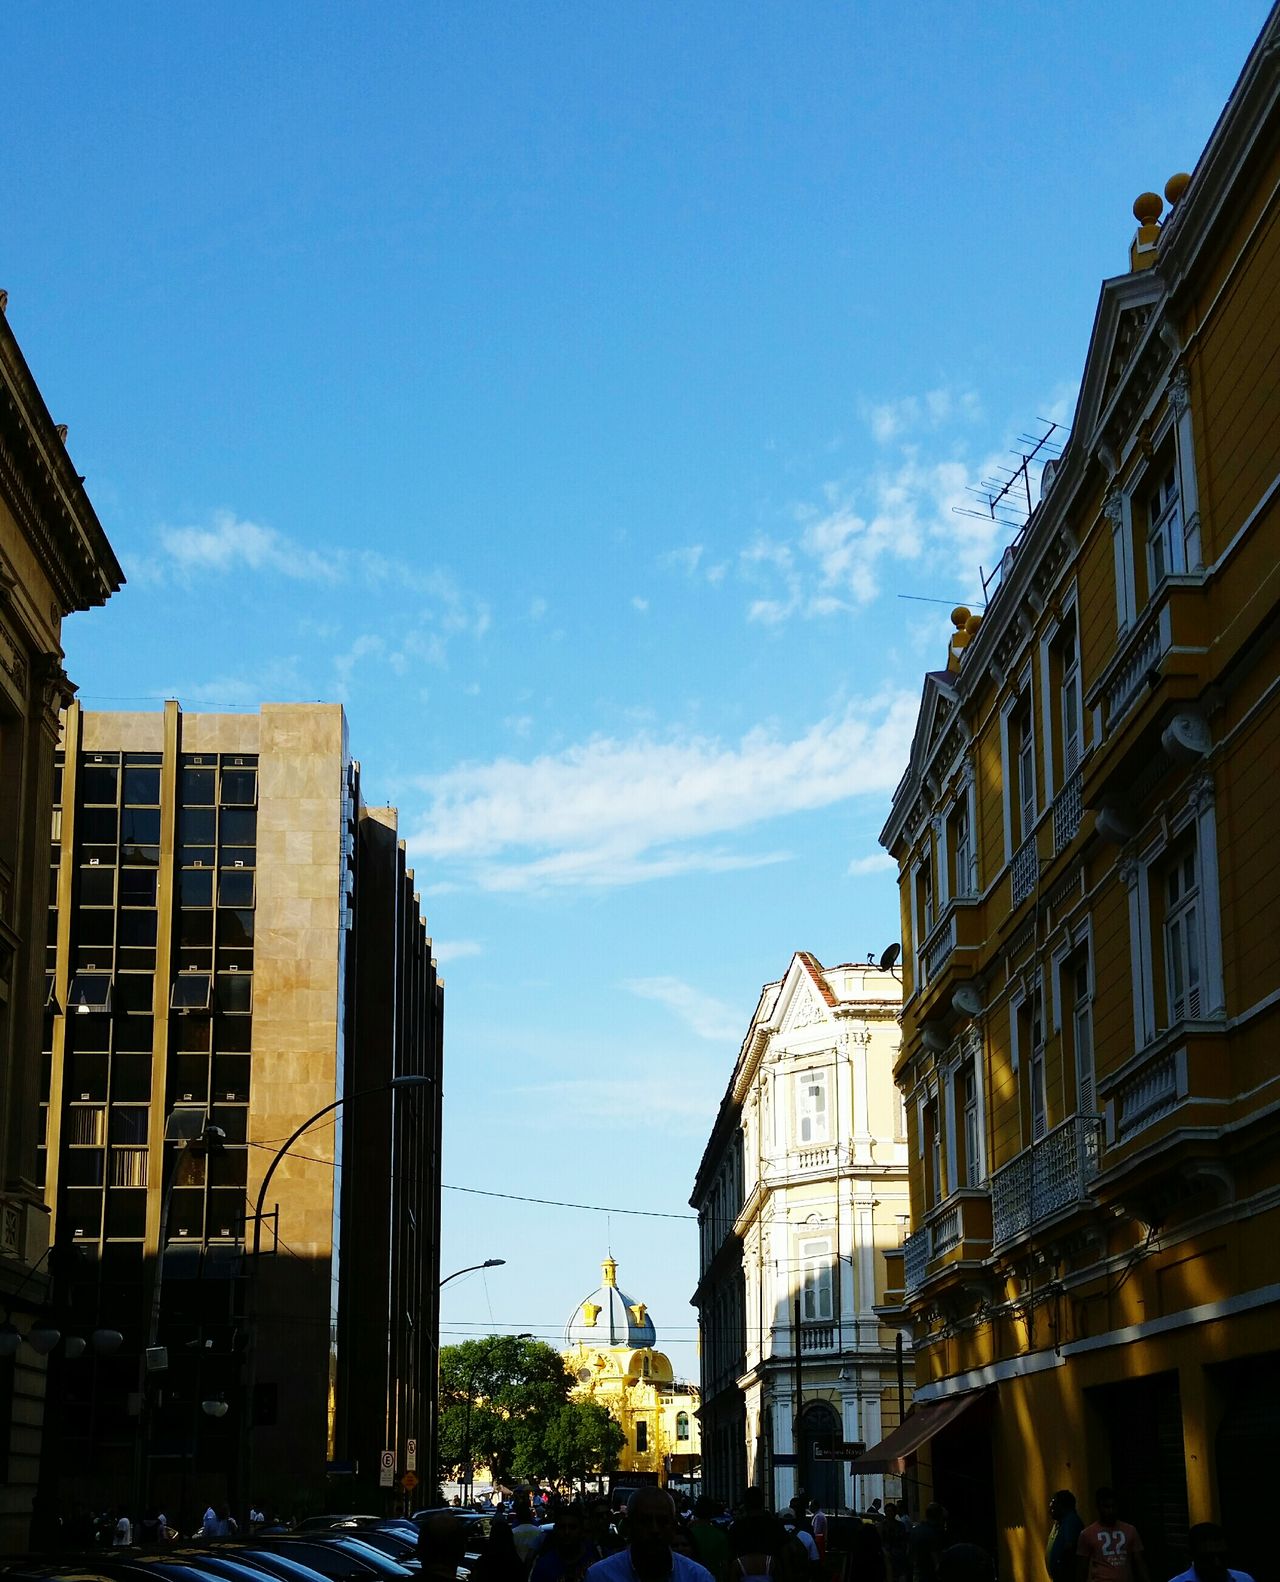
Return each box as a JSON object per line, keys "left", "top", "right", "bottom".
{"left": 7, "top": 1, "right": 1270, "bottom": 1374}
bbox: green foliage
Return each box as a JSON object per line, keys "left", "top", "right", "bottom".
{"left": 541, "top": 1399, "right": 626, "bottom": 1483}
{"left": 437, "top": 1337, "right": 625, "bottom": 1486}
{"left": 437, "top": 1335, "right": 575, "bottom": 1485}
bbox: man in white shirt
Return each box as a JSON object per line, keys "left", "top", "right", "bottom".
{"left": 1167, "top": 1522, "right": 1254, "bottom": 1582}
{"left": 586, "top": 1488, "right": 714, "bottom": 1582}
{"left": 113, "top": 1513, "right": 133, "bottom": 1547}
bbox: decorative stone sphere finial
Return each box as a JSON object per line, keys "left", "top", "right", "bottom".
{"left": 965, "top": 613, "right": 983, "bottom": 635}
{"left": 1164, "top": 172, "right": 1191, "bottom": 205}
{"left": 950, "top": 605, "right": 971, "bottom": 629}
{"left": 1133, "top": 191, "right": 1164, "bottom": 226}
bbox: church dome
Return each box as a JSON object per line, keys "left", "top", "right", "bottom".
{"left": 564, "top": 1257, "right": 658, "bottom": 1350}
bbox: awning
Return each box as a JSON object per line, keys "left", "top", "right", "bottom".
{"left": 852, "top": 1389, "right": 989, "bottom": 1475}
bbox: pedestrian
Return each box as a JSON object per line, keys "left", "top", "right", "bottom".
{"left": 729, "top": 1487, "right": 786, "bottom": 1577}
{"left": 530, "top": 1502, "right": 600, "bottom": 1582}
{"left": 881, "top": 1502, "right": 909, "bottom": 1582}
{"left": 113, "top": 1509, "right": 134, "bottom": 1547}
{"left": 690, "top": 1497, "right": 733, "bottom": 1582}
{"left": 845, "top": 1521, "right": 892, "bottom": 1582}
{"left": 138, "top": 1508, "right": 167, "bottom": 1546}
{"left": 587, "top": 1501, "right": 625, "bottom": 1560}
{"left": 865, "top": 1499, "right": 885, "bottom": 1524}
{"left": 810, "top": 1504, "right": 828, "bottom": 1561}
{"left": 1166, "top": 1522, "right": 1255, "bottom": 1582}
{"left": 513, "top": 1495, "right": 547, "bottom": 1568}
{"left": 419, "top": 1514, "right": 472, "bottom": 1582}
{"left": 472, "top": 1519, "right": 530, "bottom": 1582}
{"left": 1047, "top": 1491, "right": 1084, "bottom": 1582}
{"left": 201, "top": 1503, "right": 237, "bottom": 1540}
{"left": 780, "top": 1508, "right": 819, "bottom": 1569}
{"left": 908, "top": 1503, "right": 948, "bottom": 1582}
{"left": 1076, "top": 1488, "right": 1148, "bottom": 1582}
{"left": 585, "top": 1488, "right": 714, "bottom": 1582}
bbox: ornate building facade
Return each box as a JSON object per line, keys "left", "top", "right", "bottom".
{"left": 692, "top": 954, "right": 907, "bottom": 1513}
{"left": 0, "top": 296, "right": 123, "bottom": 1551}
{"left": 564, "top": 1257, "right": 701, "bottom": 1488}
{"left": 875, "top": 13, "right": 1280, "bottom": 1578}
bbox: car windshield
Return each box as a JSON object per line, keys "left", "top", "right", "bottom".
{"left": 319, "top": 1539, "right": 413, "bottom": 1578}
{"left": 241, "top": 1550, "right": 374, "bottom": 1582}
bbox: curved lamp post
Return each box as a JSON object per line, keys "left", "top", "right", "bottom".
{"left": 439, "top": 1259, "right": 505, "bottom": 1289}
{"left": 242, "top": 1074, "right": 432, "bottom": 1510}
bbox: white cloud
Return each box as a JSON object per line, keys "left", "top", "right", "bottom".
{"left": 847, "top": 852, "right": 897, "bottom": 876}
{"left": 158, "top": 511, "right": 343, "bottom": 583}
{"left": 631, "top": 596, "right": 649, "bottom": 613}
{"left": 864, "top": 387, "right": 981, "bottom": 447}
{"left": 624, "top": 976, "right": 741, "bottom": 1041}
{"left": 661, "top": 545, "right": 704, "bottom": 575}
{"left": 514, "top": 1076, "right": 720, "bottom": 1132}
{"left": 741, "top": 383, "right": 1068, "bottom": 624}
{"left": 405, "top": 692, "right": 917, "bottom": 891}
{"left": 432, "top": 939, "right": 483, "bottom": 963}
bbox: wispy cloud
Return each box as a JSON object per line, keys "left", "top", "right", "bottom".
{"left": 631, "top": 596, "right": 649, "bottom": 613}
{"left": 432, "top": 939, "right": 483, "bottom": 963}
{"left": 864, "top": 387, "right": 981, "bottom": 446}
{"left": 739, "top": 383, "right": 1071, "bottom": 624}
{"left": 847, "top": 852, "right": 897, "bottom": 876}
{"left": 405, "top": 692, "right": 916, "bottom": 891}
{"left": 624, "top": 976, "right": 741, "bottom": 1041}
{"left": 514, "top": 1075, "right": 721, "bottom": 1133}
{"left": 158, "top": 511, "right": 342, "bottom": 583}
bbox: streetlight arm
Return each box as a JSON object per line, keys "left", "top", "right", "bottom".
{"left": 251, "top": 1077, "right": 431, "bottom": 1259}
{"left": 439, "top": 1259, "right": 505, "bottom": 1289}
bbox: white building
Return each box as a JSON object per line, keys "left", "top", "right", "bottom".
{"left": 694, "top": 952, "right": 908, "bottom": 1512}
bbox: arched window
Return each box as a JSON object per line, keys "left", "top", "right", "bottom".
{"left": 677, "top": 1411, "right": 690, "bottom": 1441}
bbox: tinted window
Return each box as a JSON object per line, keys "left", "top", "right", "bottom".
{"left": 123, "top": 767, "right": 162, "bottom": 805}
{"left": 219, "top": 807, "right": 257, "bottom": 847}
{"left": 122, "top": 808, "right": 162, "bottom": 847}
{"left": 180, "top": 868, "right": 214, "bottom": 906}
{"left": 81, "top": 765, "right": 119, "bottom": 804}
{"left": 79, "top": 866, "right": 116, "bottom": 906}
{"left": 182, "top": 767, "right": 216, "bottom": 805}
{"left": 121, "top": 868, "right": 159, "bottom": 905}
{"left": 180, "top": 807, "right": 216, "bottom": 845}
{"left": 219, "top": 868, "right": 256, "bottom": 906}
{"left": 80, "top": 807, "right": 119, "bottom": 845}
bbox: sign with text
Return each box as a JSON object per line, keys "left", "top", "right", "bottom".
{"left": 379, "top": 1451, "right": 395, "bottom": 1488}
{"left": 406, "top": 1438, "right": 417, "bottom": 1472}
{"left": 814, "top": 1441, "right": 866, "bottom": 1461}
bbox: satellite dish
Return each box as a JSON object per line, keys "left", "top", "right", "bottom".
{"left": 878, "top": 943, "right": 901, "bottom": 973}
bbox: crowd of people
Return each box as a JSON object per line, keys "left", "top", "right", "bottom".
{"left": 447, "top": 1483, "right": 1254, "bottom": 1582}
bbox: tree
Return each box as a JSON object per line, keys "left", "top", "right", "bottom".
{"left": 541, "top": 1400, "right": 626, "bottom": 1488}
{"left": 437, "top": 1335, "right": 574, "bottom": 1487}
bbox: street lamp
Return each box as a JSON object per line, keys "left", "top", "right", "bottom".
{"left": 250, "top": 1074, "right": 433, "bottom": 1262}
{"left": 242, "top": 1074, "right": 433, "bottom": 1510}
{"left": 440, "top": 1259, "right": 505, "bottom": 1288}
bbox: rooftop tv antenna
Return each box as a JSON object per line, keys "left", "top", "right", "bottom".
{"left": 951, "top": 419, "right": 1067, "bottom": 602}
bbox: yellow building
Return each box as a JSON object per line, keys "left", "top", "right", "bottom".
{"left": 874, "top": 14, "right": 1280, "bottom": 1581}
{"left": 564, "top": 1257, "right": 701, "bottom": 1488}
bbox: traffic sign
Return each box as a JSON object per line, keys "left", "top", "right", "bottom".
{"left": 401, "top": 1472, "right": 419, "bottom": 1492}
{"left": 406, "top": 1438, "right": 417, "bottom": 1472}
{"left": 379, "top": 1450, "right": 395, "bottom": 1489}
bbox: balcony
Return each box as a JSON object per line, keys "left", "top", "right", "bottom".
{"left": 1052, "top": 764, "right": 1085, "bottom": 854}
{"left": 915, "top": 899, "right": 983, "bottom": 1013}
{"left": 799, "top": 1323, "right": 836, "bottom": 1353}
{"left": 903, "top": 1227, "right": 929, "bottom": 1297}
{"left": 1097, "top": 1024, "right": 1232, "bottom": 1166}
{"left": 1010, "top": 832, "right": 1040, "bottom": 907}
{"left": 990, "top": 1114, "right": 1102, "bottom": 1250}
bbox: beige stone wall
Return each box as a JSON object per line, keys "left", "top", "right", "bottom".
{"left": 250, "top": 705, "right": 345, "bottom": 1256}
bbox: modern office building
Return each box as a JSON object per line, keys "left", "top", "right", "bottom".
{"left": 874, "top": 12, "right": 1280, "bottom": 1577}
{"left": 691, "top": 953, "right": 908, "bottom": 1513}
{"left": 0, "top": 296, "right": 123, "bottom": 1551}
{"left": 40, "top": 701, "right": 443, "bottom": 1520}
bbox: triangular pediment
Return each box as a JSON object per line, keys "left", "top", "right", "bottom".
{"left": 1072, "top": 269, "right": 1166, "bottom": 452}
